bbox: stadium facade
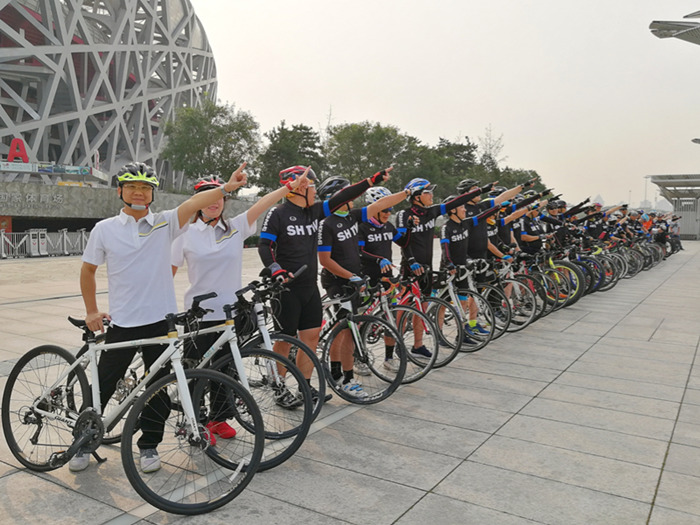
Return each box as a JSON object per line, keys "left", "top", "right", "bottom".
{"left": 0, "top": 0, "right": 218, "bottom": 234}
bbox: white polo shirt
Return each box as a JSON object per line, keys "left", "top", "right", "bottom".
{"left": 171, "top": 211, "right": 256, "bottom": 321}
{"left": 83, "top": 208, "right": 188, "bottom": 327}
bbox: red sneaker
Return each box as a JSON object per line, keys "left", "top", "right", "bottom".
{"left": 206, "top": 421, "right": 237, "bottom": 440}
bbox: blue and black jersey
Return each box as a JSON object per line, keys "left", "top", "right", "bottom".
{"left": 258, "top": 179, "right": 370, "bottom": 288}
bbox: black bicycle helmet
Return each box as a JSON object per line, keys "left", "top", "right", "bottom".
{"left": 456, "top": 178, "right": 480, "bottom": 194}
{"left": 317, "top": 176, "right": 351, "bottom": 201}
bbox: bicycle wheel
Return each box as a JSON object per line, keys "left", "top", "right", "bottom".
{"left": 120, "top": 369, "right": 264, "bottom": 515}
{"left": 544, "top": 268, "right": 573, "bottom": 308}
{"left": 476, "top": 284, "right": 512, "bottom": 339}
{"left": 530, "top": 271, "right": 561, "bottom": 314}
{"left": 500, "top": 279, "right": 537, "bottom": 332}
{"left": 211, "top": 347, "right": 312, "bottom": 471}
{"left": 453, "top": 289, "right": 496, "bottom": 352}
{"left": 240, "top": 332, "right": 327, "bottom": 422}
{"left": 423, "top": 296, "right": 464, "bottom": 367}
{"left": 322, "top": 315, "right": 406, "bottom": 404}
{"left": 550, "top": 261, "right": 586, "bottom": 307}
{"left": 2, "top": 345, "right": 90, "bottom": 471}
{"left": 512, "top": 275, "right": 547, "bottom": 320}
{"left": 388, "top": 304, "right": 438, "bottom": 383}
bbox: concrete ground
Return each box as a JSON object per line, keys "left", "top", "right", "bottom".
{"left": 0, "top": 243, "right": 698, "bottom": 524}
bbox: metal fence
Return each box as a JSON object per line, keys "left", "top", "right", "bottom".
{"left": 0, "top": 229, "right": 90, "bottom": 258}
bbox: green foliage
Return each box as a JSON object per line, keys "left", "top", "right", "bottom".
{"left": 161, "top": 102, "right": 545, "bottom": 201}
{"left": 161, "top": 99, "right": 261, "bottom": 188}
{"left": 255, "top": 121, "right": 324, "bottom": 195}
{"left": 322, "top": 122, "right": 422, "bottom": 187}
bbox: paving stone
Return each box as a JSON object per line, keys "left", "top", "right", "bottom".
{"left": 655, "top": 471, "right": 700, "bottom": 517}
{"left": 520, "top": 398, "right": 676, "bottom": 440}
{"left": 395, "top": 493, "right": 541, "bottom": 525}
{"left": 434, "top": 461, "right": 650, "bottom": 525}
{"left": 469, "top": 435, "right": 659, "bottom": 502}
{"left": 497, "top": 414, "right": 668, "bottom": 467}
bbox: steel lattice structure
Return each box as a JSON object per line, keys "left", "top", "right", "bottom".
{"left": 0, "top": 0, "right": 217, "bottom": 190}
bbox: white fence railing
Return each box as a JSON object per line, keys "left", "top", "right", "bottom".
{"left": 1, "top": 229, "right": 90, "bottom": 258}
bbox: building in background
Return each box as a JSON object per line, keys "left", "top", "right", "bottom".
{"left": 0, "top": 0, "right": 217, "bottom": 193}
{"left": 650, "top": 10, "right": 700, "bottom": 239}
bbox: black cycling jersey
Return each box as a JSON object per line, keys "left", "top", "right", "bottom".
{"left": 497, "top": 216, "right": 513, "bottom": 246}
{"left": 440, "top": 219, "right": 469, "bottom": 267}
{"left": 396, "top": 205, "right": 440, "bottom": 268}
{"left": 396, "top": 188, "right": 485, "bottom": 269}
{"left": 258, "top": 179, "right": 370, "bottom": 287}
{"left": 358, "top": 220, "right": 407, "bottom": 283}
{"left": 519, "top": 215, "right": 544, "bottom": 253}
{"left": 464, "top": 199, "right": 496, "bottom": 259}
{"left": 485, "top": 219, "right": 501, "bottom": 257}
{"left": 318, "top": 208, "right": 368, "bottom": 277}
{"left": 585, "top": 216, "right": 605, "bottom": 240}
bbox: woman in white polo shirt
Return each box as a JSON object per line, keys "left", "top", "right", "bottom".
{"left": 171, "top": 170, "right": 310, "bottom": 436}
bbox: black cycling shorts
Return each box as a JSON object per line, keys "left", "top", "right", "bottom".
{"left": 275, "top": 285, "right": 323, "bottom": 335}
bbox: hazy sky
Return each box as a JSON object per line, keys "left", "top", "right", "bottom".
{"left": 191, "top": 1, "right": 700, "bottom": 207}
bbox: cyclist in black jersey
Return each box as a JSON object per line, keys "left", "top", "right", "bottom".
{"left": 317, "top": 172, "right": 409, "bottom": 394}
{"left": 396, "top": 178, "right": 496, "bottom": 357}
{"left": 519, "top": 202, "right": 552, "bottom": 254}
{"left": 457, "top": 178, "right": 535, "bottom": 261}
{"left": 439, "top": 197, "right": 487, "bottom": 340}
{"left": 358, "top": 187, "right": 412, "bottom": 286}
{"left": 258, "top": 165, "right": 392, "bottom": 406}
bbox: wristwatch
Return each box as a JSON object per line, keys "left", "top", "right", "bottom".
{"left": 220, "top": 185, "right": 231, "bottom": 197}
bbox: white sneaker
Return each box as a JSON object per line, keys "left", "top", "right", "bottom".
{"left": 382, "top": 359, "right": 400, "bottom": 372}
{"left": 140, "top": 448, "right": 161, "bottom": 473}
{"left": 68, "top": 449, "right": 90, "bottom": 472}
{"left": 341, "top": 378, "right": 369, "bottom": 399}
{"left": 353, "top": 362, "right": 371, "bottom": 376}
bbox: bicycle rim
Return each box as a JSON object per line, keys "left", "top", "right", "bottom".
{"left": 120, "top": 369, "right": 264, "bottom": 515}
{"left": 2, "top": 345, "right": 89, "bottom": 471}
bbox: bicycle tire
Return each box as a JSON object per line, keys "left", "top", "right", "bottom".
{"left": 240, "top": 332, "right": 327, "bottom": 422}
{"left": 512, "top": 275, "right": 547, "bottom": 320}
{"left": 322, "top": 314, "right": 407, "bottom": 404}
{"left": 211, "top": 347, "right": 312, "bottom": 471}
{"left": 120, "top": 368, "right": 264, "bottom": 515}
{"left": 528, "top": 271, "right": 560, "bottom": 315}
{"left": 422, "top": 296, "right": 464, "bottom": 366}
{"left": 550, "top": 261, "right": 585, "bottom": 307}
{"left": 452, "top": 289, "right": 496, "bottom": 352}
{"left": 388, "top": 304, "right": 438, "bottom": 383}
{"left": 2, "top": 345, "right": 90, "bottom": 472}
{"left": 500, "top": 278, "right": 538, "bottom": 331}
{"left": 476, "top": 284, "right": 512, "bottom": 339}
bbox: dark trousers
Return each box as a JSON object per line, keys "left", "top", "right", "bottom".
{"left": 183, "top": 319, "right": 237, "bottom": 420}
{"left": 98, "top": 321, "right": 170, "bottom": 450}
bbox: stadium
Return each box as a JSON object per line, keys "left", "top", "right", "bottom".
{"left": 0, "top": 0, "right": 218, "bottom": 246}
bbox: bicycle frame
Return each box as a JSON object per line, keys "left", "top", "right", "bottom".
{"left": 36, "top": 332, "right": 199, "bottom": 440}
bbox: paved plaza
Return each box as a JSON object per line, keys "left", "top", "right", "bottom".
{"left": 0, "top": 243, "right": 699, "bottom": 524}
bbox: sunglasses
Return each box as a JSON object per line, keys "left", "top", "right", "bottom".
{"left": 381, "top": 208, "right": 393, "bottom": 213}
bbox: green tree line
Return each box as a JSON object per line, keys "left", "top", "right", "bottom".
{"left": 161, "top": 99, "right": 544, "bottom": 200}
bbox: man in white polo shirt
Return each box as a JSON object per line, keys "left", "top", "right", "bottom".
{"left": 71, "top": 161, "right": 248, "bottom": 473}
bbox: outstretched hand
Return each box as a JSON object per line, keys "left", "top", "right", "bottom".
{"left": 226, "top": 162, "right": 248, "bottom": 192}
{"left": 289, "top": 167, "right": 310, "bottom": 193}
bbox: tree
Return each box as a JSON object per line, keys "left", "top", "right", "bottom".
{"left": 160, "top": 99, "right": 261, "bottom": 189}
{"left": 254, "top": 121, "right": 324, "bottom": 195}
{"left": 323, "top": 121, "right": 425, "bottom": 189}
